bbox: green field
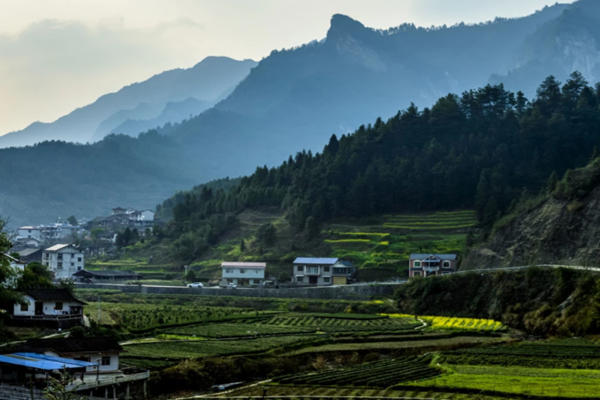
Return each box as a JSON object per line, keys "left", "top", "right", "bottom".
{"left": 165, "top": 322, "right": 315, "bottom": 338}
{"left": 409, "top": 365, "right": 600, "bottom": 398}
{"left": 121, "top": 335, "right": 314, "bottom": 369}
{"left": 83, "top": 301, "right": 270, "bottom": 331}
{"left": 285, "top": 335, "right": 502, "bottom": 356}
{"left": 256, "top": 313, "right": 421, "bottom": 333}
{"left": 274, "top": 355, "right": 440, "bottom": 387}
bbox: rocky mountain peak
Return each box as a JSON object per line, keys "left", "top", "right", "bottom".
{"left": 326, "top": 14, "right": 368, "bottom": 42}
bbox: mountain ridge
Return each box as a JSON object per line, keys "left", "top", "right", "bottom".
{"left": 0, "top": 56, "right": 257, "bottom": 148}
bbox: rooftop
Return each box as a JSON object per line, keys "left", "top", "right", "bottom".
{"left": 0, "top": 353, "right": 96, "bottom": 371}
{"left": 294, "top": 257, "right": 339, "bottom": 265}
{"left": 21, "top": 337, "right": 123, "bottom": 354}
{"left": 221, "top": 262, "right": 266, "bottom": 268}
{"left": 409, "top": 253, "right": 457, "bottom": 261}
{"left": 44, "top": 244, "right": 75, "bottom": 252}
{"left": 18, "top": 248, "right": 42, "bottom": 257}
{"left": 24, "top": 289, "right": 86, "bottom": 304}
{"left": 73, "top": 270, "right": 141, "bottom": 278}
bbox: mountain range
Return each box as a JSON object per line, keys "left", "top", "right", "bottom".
{"left": 2, "top": 0, "right": 600, "bottom": 226}
{"left": 0, "top": 57, "right": 257, "bottom": 148}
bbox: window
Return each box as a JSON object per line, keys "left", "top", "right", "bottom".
{"left": 443, "top": 261, "right": 451, "bottom": 268}
{"left": 45, "top": 262, "right": 49, "bottom": 267}
{"left": 28, "top": 229, "right": 31, "bottom": 233}
{"left": 57, "top": 262, "right": 63, "bottom": 269}
{"left": 101, "top": 356, "right": 111, "bottom": 366}
{"left": 20, "top": 303, "right": 29, "bottom": 312}
{"left": 71, "top": 254, "right": 74, "bottom": 258}
{"left": 71, "top": 263, "right": 74, "bottom": 267}
{"left": 307, "top": 266, "right": 319, "bottom": 275}
{"left": 55, "top": 302, "right": 63, "bottom": 310}
{"left": 297, "top": 277, "right": 304, "bottom": 282}
{"left": 225, "top": 269, "right": 233, "bottom": 273}
{"left": 324, "top": 266, "right": 330, "bottom": 272}
{"left": 323, "top": 277, "right": 330, "bottom": 283}
{"left": 77, "top": 267, "right": 82, "bottom": 271}
{"left": 255, "top": 269, "right": 260, "bottom": 274}
{"left": 297, "top": 265, "right": 304, "bottom": 272}
{"left": 239, "top": 269, "right": 246, "bottom": 274}
{"left": 58, "top": 254, "right": 63, "bottom": 260}
{"left": 78, "top": 257, "right": 82, "bottom": 262}
{"left": 413, "top": 261, "right": 421, "bottom": 267}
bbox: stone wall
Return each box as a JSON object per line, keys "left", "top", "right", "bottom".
{"left": 76, "top": 283, "right": 402, "bottom": 300}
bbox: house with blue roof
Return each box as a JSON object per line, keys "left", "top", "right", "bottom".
{"left": 409, "top": 253, "right": 457, "bottom": 278}
{"left": 293, "top": 257, "right": 355, "bottom": 285}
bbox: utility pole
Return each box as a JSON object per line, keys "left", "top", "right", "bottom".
{"left": 97, "top": 295, "right": 101, "bottom": 324}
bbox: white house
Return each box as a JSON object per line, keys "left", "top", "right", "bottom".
{"left": 221, "top": 262, "right": 266, "bottom": 286}
{"left": 293, "top": 257, "right": 356, "bottom": 286}
{"left": 42, "top": 244, "right": 84, "bottom": 280}
{"left": 17, "top": 226, "right": 42, "bottom": 242}
{"left": 11, "top": 289, "right": 86, "bottom": 326}
{"left": 18, "top": 337, "right": 123, "bottom": 373}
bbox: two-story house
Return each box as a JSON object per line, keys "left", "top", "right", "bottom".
{"left": 221, "top": 262, "right": 266, "bottom": 286}
{"left": 293, "top": 258, "right": 356, "bottom": 286}
{"left": 42, "top": 244, "right": 84, "bottom": 280}
{"left": 409, "top": 253, "right": 457, "bottom": 278}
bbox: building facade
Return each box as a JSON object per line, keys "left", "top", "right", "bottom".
{"left": 9, "top": 289, "right": 86, "bottom": 327}
{"left": 293, "top": 258, "right": 356, "bottom": 286}
{"left": 409, "top": 254, "right": 457, "bottom": 278}
{"left": 16, "top": 226, "right": 42, "bottom": 242}
{"left": 18, "top": 337, "right": 123, "bottom": 373}
{"left": 42, "top": 244, "right": 84, "bottom": 280}
{"left": 221, "top": 262, "right": 266, "bottom": 286}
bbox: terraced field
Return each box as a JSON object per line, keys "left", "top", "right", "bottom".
{"left": 421, "top": 316, "right": 507, "bottom": 332}
{"left": 257, "top": 313, "right": 421, "bottom": 333}
{"left": 274, "top": 355, "right": 439, "bottom": 387}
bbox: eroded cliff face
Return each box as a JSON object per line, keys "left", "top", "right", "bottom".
{"left": 465, "top": 176, "right": 600, "bottom": 270}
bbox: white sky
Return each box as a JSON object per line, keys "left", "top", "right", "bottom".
{"left": 0, "top": 0, "right": 577, "bottom": 134}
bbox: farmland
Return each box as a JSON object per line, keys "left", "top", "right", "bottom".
{"left": 273, "top": 355, "right": 440, "bottom": 387}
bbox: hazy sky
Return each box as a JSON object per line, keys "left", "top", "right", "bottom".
{"left": 0, "top": 0, "right": 576, "bottom": 134}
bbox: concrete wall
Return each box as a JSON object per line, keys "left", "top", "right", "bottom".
{"left": 76, "top": 283, "right": 402, "bottom": 300}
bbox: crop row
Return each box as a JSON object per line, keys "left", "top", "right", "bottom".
{"left": 275, "top": 356, "right": 439, "bottom": 387}
{"left": 257, "top": 317, "right": 420, "bottom": 333}
{"left": 451, "top": 343, "right": 600, "bottom": 358}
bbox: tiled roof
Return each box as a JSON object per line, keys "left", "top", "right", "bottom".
{"left": 72, "top": 270, "right": 140, "bottom": 278}
{"left": 409, "top": 254, "right": 457, "bottom": 261}
{"left": 20, "top": 337, "right": 123, "bottom": 354}
{"left": 294, "top": 257, "right": 339, "bottom": 265}
{"left": 24, "top": 289, "right": 86, "bottom": 304}
{"left": 221, "top": 262, "right": 266, "bottom": 268}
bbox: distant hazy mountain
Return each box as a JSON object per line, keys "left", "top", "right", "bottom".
{"left": 491, "top": 0, "right": 600, "bottom": 94}
{"left": 105, "top": 97, "right": 213, "bottom": 139}
{"left": 169, "top": 3, "right": 571, "bottom": 178}
{"left": 0, "top": 57, "right": 257, "bottom": 148}
{"left": 4, "top": 1, "right": 600, "bottom": 226}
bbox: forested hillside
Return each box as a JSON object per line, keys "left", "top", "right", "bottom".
{"left": 155, "top": 72, "right": 600, "bottom": 263}
{"left": 465, "top": 154, "right": 600, "bottom": 269}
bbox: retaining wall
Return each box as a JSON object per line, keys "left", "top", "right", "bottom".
{"left": 76, "top": 283, "right": 402, "bottom": 300}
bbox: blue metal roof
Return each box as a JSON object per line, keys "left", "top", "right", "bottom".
{"left": 0, "top": 353, "right": 95, "bottom": 371}
{"left": 294, "top": 257, "right": 339, "bottom": 265}
{"left": 14, "top": 353, "right": 97, "bottom": 368}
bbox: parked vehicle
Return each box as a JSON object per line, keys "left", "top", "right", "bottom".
{"left": 226, "top": 282, "right": 237, "bottom": 289}
{"left": 187, "top": 282, "right": 204, "bottom": 288}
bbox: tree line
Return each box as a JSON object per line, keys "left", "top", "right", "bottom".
{"left": 156, "top": 72, "right": 600, "bottom": 260}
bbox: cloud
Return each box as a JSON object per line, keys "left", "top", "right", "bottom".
{"left": 0, "top": 18, "right": 206, "bottom": 134}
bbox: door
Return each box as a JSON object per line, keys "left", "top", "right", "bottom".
{"left": 309, "top": 276, "right": 318, "bottom": 284}
{"left": 35, "top": 302, "right": 43, "bottom": 315}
